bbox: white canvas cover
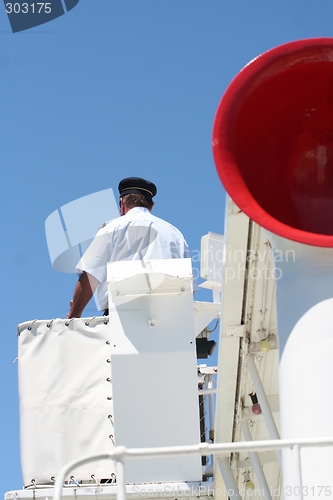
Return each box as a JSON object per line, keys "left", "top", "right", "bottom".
{"left": 18, "top": 318, "right": 115, "bottom": 485}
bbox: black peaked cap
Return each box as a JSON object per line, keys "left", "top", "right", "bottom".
{"left": 118, "top": 177, "right": 157, "bottom": 199}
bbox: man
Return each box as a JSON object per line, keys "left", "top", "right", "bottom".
{"left": 67, "top": 177, "right": 190, "bottom": 318}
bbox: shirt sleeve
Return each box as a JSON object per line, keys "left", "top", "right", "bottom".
{"left": 76, "top": 228, "right": 111, "bottom": 284}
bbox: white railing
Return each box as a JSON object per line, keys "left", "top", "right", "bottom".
{"left": 53, "top": 437, "right": 333, "bottom": 500}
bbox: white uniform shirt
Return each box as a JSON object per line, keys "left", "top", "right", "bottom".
{"left": 76, "top": 207, "right": 190, "bottom": 310}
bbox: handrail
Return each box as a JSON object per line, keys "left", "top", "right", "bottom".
{"left": 53, "top": 437, "right": 333, "bottom": 500}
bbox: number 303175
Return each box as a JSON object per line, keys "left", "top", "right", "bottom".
{"left": 5, "top": 3, "right": 52, "bottom": 14}
{"left": 286, "top": 486, "right": 332, "bottom": 496}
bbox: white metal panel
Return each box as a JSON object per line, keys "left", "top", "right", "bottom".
{"left": 200, "top": 232, "right": 224, "bottom": 282}
{"left": 111, "top": 352, "right": 201, "bottom": 483}
{"left": 108, "top": 293, "right": 196, "bottom": 353}
{"left": 214, "top": 198, "right": 249, "bottom": 445}
{"left": 214, "top": 197, "right": 281, "bottom": 498}
{"left": 194, "top": 301, "right": 220, "bottom": 336}
{"left": 18, "top": 318, "right": 115, "bottom": 485}
{"left": 232, "top": 221, "right": 280, "bottom": 496}
{"left": 107, "top": 259, "right": 202, "bottom": 483}
{"left": 220, "top": 199, "right": 250, "bottom": 330}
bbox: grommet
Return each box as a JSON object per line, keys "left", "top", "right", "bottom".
{"left": 85, "top": 316, "right": 97, "bottom": 326}
{"left": 69, "top": 476, "right": 81, "bottom": 487}
{"left": 28, "top": 320, "right": 37, "bottom": 331}
{"left": 91, "top": 475, "right": 100, "bottom": 486}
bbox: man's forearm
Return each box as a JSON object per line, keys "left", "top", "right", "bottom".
{"left": 67, "top": 271, "right": 99, "bottom": 318}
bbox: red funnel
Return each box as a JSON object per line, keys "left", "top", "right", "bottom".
{"left": 213, "top": 38, "right": 333, "bottom": 247}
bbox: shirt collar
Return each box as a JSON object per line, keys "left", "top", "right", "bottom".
{"left": 126, "top": 207, "right": 151, "bottom": 215}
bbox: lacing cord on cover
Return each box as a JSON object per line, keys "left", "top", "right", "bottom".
{"left": 24, "top": 473, "right": 117, "bottom": 489}
{"left": 17, "top": 316, "right": 110, "bottom": 335}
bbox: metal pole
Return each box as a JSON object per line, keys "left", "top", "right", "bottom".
{"left": 292, "top": 444, "right": 304, "bottom": 500}
{"left": 241, "top": 420, "right": 272, "bottom": 500}
{"left": 116, "top": 459, "right": 127, "bottom": 500}
{"left": 217, "top": 458, "right": 242, "bottom": 500}
{"left": 52, "top": 437, "right": 333, "bottom": 500}
{"left": 246, "top": 354, "right": 282, "bottom": 467}
{"left": 207, "top": 374, "right": 215, "bottom": 441}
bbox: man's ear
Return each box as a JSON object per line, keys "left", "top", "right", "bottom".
{"left": 119, "top": 197, "right": 126, "bottom": 215}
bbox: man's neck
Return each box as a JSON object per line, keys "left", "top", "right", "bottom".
{"left": 123, "top": 205, "right": 151, "bottom": 215}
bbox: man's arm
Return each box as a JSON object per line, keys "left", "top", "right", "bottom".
{"left": 67, "top": 271, "right": 99, "bottom": 318}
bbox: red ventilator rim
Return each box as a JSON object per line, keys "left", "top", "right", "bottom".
{"left": 213, "top": 38, "right": 333, "bottom": 247}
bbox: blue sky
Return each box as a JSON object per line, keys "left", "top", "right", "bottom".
{"left": 2, "top": 0, "right": 333, "bottom": 494}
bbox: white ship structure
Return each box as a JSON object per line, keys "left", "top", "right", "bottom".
{"left": 5, "top": 38, "right": 333, "bottom": 500}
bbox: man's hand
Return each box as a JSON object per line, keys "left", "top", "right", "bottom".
{"left": 67, "top": 272, "right": 99, "bottom": 318}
